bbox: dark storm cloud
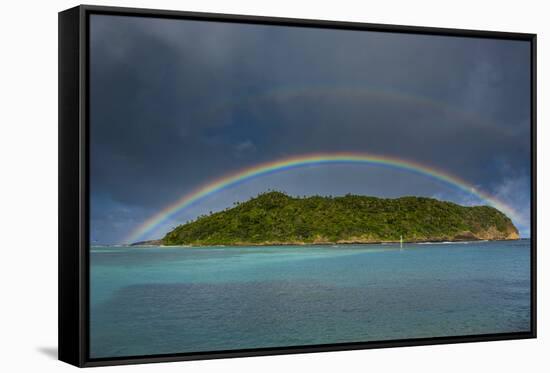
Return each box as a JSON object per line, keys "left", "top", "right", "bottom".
{"left": 89, "top": 15, "right": 531, "bottom": 244}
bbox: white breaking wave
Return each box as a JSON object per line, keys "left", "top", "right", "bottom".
{"left": 416, "top": 240, "right": 489, "bottom": 245}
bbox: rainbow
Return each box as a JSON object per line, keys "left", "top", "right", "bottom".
{"left": 126, "top": 152, "right": 521, "bottom": 243}
{"left": 208, "top": 86, "right": 509, "bottom": 137}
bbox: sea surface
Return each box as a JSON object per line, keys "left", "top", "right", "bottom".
{"left": 90, "top": 240, "right": 531, "bottom": 358}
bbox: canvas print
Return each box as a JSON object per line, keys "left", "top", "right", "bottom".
{"left": 89, "top": 14, "right": 532, "bottom": 358}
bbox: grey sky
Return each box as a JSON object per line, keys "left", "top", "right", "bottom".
{"left": 89, "top": 15, "right": 532, "bottom": 244}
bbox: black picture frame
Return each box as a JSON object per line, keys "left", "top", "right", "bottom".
{"left": 59, "top": 4, "right": 537, "bottom": 367}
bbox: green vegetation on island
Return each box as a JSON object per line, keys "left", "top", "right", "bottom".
{"left": 157, "top": 191, "right": 519, "bottom": 246}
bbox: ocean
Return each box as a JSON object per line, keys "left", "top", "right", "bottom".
{"left": 89, "top": 240, "right": 531, "bottom": 358}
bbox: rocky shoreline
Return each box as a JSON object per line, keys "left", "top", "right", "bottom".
{"left": 131, "top": 236, "right": 521, "bottom": 247}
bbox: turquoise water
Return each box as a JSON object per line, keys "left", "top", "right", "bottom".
{"left": 90, "top": 240, "right": 531, "bottom": 358}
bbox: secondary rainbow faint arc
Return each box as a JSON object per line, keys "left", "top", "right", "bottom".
{"left": 126, "top": 152, "right": 521, "bottom": 243}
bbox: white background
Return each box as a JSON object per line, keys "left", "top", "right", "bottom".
{"left": 0, "top": 0, "right": 546, "bottom": 371}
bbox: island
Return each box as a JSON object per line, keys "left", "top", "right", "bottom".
{"left": 129, "top": 191, "right": 520, "bottom": 247}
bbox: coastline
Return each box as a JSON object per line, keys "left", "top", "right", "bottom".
{"left": 128, "top": 237, "right": 522, "bottom": 248}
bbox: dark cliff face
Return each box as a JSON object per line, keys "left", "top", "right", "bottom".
{"left": 160, "top": 191, "right": 519, "bottom": 246}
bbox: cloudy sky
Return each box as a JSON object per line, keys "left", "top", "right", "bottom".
{"left": 89, "top": 15, "right": 532, "bottom": 244}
